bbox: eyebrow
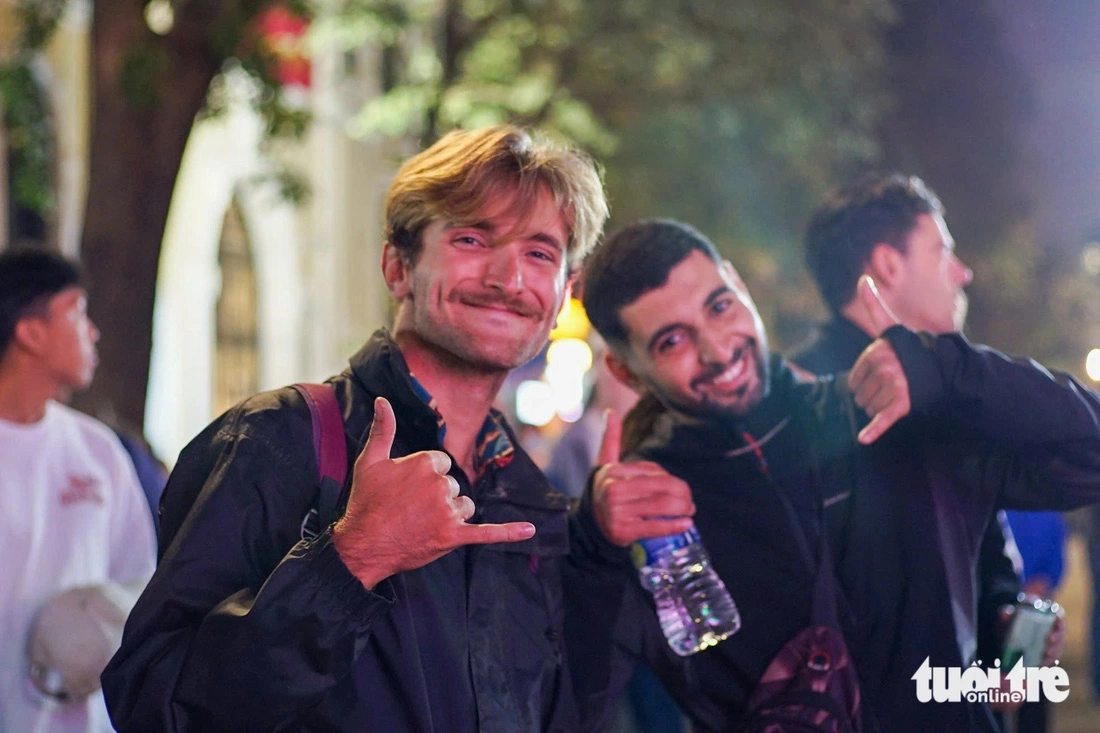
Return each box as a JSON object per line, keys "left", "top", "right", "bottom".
{"left": 643, "top": 284, "right": 730, "bottom": 354}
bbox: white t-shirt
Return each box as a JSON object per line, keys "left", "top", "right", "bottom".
{"left": 0, "top": 401, "right": 156, "bottom": 733}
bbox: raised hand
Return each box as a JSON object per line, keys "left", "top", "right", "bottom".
{"left": 332, "top": 397, "right": 536, "bottom": 589}
{"left": 591, "top": 410, "right": 695, "bottom": 547}
{"left": 847, "top": 275, "right": 911, "bottom": 445}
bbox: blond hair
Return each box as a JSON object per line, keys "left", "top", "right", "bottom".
{"left": 385, "top": 125, "right": 608, "bottom": 267}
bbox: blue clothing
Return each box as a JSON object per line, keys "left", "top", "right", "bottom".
{"left": 1002, "top": 511, "right": 1066, "bottom": 588}
{"left": 114, "top": 430, "right": 168, "bottom": 538}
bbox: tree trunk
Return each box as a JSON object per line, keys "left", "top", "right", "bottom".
{"left": 73, "top": 1, "right": 221, "bottom": 431}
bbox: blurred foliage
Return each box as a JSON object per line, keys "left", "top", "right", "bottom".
{"left": 0, "top": 61, "right": 54, "bottom": 214}
{"left": 0, "top": 0, "right": 68, "bottom": 217}
{"left": 873, "top": 0, "right": 1098, "bottom": 377}
{"left": 316, "top": 0, "right": 896, "bottom": 347}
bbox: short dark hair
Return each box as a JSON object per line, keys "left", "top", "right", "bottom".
{"left": 0, "top": 249, "right": 83, "bottom": 358}
{"left": 582, "top": 219, "right": 720, "bottom": 348}
{"left": 804, "top": 172, "right": 943, "bottom": 313}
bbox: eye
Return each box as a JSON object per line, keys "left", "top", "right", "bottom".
{"left": 655, "top": 332, "right": 683, "bottom": 354}
{"left": 528, "top": 248, "right": 560, "bottom": 264}
{"left": 711, "top": 297, "right": 733, "bottom": 315}
{"left": 453, "top": 234, "right": 486, "bottom": 247}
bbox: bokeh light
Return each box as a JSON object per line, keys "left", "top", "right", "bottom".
{"left": 1087, "top": 349, "right": 1100, "bottom": 382}
{"left": 515, "top": 380, "right": 556, "bottom": 426}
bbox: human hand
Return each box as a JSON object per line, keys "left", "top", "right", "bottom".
{"left": 333, "top": 397, "right": 535, "bottom": 588}
{"left": 847, "top": 275, "right": 911, "bottom": 444}
{"left": 988, "top": 600, "right": 1066, "bottom": 711}
{"left": 591, "top": 410, "right": 695, "bottom": 547}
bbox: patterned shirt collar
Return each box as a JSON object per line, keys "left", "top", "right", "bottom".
{"left": 407, "top": 373, "right": 515, "bottom": 478}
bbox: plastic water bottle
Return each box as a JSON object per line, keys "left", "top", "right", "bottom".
{"left": 632, "top": 525, "right": 741, "bottom": 656}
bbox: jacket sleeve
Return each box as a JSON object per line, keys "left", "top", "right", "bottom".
{"left": 884, "top": 326, "right": 1100, "bottom": 511}
{"left": 101, "top": 401, "right": 396, "bottom": 732}
{"left": 564, "top": 476, "right": 641, "bottom": 731}
{"left": 974, "top": 512, "right": 1022, "bottom": 666}
{"left": 565, "top": 475, "right": 724, "bottom": 732}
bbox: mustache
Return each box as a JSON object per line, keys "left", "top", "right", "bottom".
{"left": 453, "top": 290, "right": 542, "bottom": 318}
{"left": 691, "top": 342, "right": 749, "bottom": 389}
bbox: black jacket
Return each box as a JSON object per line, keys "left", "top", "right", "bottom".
{"left": 103, "top": 330, "right": 575, "bottom": 732}
{"left": 566, "top": 326, "right": 1100, "bottom": 733}
{"left": 794, "top": 316, "right": 1023, "bottom": 672}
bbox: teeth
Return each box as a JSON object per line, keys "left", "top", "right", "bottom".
{"left": 713, "top": 354, "right": 746, "bottom": 385}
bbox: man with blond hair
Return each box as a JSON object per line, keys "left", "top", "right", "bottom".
{"left": 103, "top": 125, "right": 608, "bottom": 732}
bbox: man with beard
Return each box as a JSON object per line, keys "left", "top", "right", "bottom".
{"left": 566, "top": 219, "right": 1100, "bottom": 732}
{"left": 102, "top": 125, "right": 608, "bottom": 732}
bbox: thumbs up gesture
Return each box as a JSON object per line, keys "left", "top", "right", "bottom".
{"left": 590, "top": 410, "right": 695, "bottom": 547}
{"left": 332, "top": 397, "right": 536, "bottom": 589}
{"left": 847, "top": 275, "right": 912, "bottom": 445}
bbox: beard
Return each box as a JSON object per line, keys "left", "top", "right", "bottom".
{"left": 401, "top": 289, "right": 553, "bottom": 374}
{"left": 648, "top": 338, "right": 771, "bottom": 423}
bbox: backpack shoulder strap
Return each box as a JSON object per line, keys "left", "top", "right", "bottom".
{"left": 292, "top": 383, "right": 349, "bottom": 532}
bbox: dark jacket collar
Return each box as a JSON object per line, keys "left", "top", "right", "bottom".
{"left": 344, "top": 329, "right": 571, "bottom": 519}
{"left": 794, "top": 316, "right": 873, "bottom": 376}
{"left": 346, "top": 329, "right": 449, "bottom": 448}
{"left": 634, "top": 354, "right": 812, "bottom": 463}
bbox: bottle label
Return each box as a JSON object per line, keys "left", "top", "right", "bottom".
{"left": 1002, "top": 598, "right": 1059, "bottom": 668}
{"left": 632, "top": 525, "right": 701, "bottom": 569}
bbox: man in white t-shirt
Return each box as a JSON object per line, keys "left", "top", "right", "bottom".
{"left": 0, "top": 249, "right": 156, "bottom": 732}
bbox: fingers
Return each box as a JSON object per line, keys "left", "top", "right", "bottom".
{"left": 460, "top": 521, "right": 537, "bottom": 545}
{"left": 600, "top": 460, "right": 672, "bottom": 480}
{"left": 848, "top": 337, "right": 911, "bottom": 444}
{"left": 444, "top": 474, "right": 460, "bottom": 499}
{"left": 596, "top": 410, "right": 622, "bottom": 466}
{"left": 1043, "top": 616, "right": 1067, "bottom": 667}
{"left": 425, "top": 450, "right": 452, "bottom": 475}
{"left": 358, "top": 397, "right": 397, "bottom": 469}
{"left": 603, "top": 516, "right": 694, "bottom": 546}
{"left": 858, "top": 275, "right": 899, "bottom": 337}
{"left": 454, "top": 494, "right": 475, "bottom": 521}
{"left": 598, "top": 475, "right": 696, "bottom": 518}
{"left": 857, "top": 402, "right": 907, "bottom": 444}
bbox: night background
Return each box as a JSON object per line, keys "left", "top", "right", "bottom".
{"left": 3, "top": 1, "right": 1100, "bottom": 729}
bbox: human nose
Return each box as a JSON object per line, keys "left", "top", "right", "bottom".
{"left": 952, "top": 255, "right": 973, "bottom": 287}
{"left": 484, "top": 247, "right": 524, "bottom": 294}
{"left": 88, "top": 320, "right": 101, "bottom": 344}
{"left": 697, "top": 329, "right": 733, "bottom": 366}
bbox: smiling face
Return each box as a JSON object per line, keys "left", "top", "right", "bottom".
{"left": 386, "top": 186, "right": 570, "bottom": 373}
{"left": 608, "top": 250, "right": 770, "bottom": 420}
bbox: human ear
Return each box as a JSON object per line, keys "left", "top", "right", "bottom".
{"left": 867, "top": 243, "right": 905, "bottom": 289}
{"left": 381, "top": 242, "right": 411, "bottom": 299}
{"left": 10, "top": 318, "right": 46, "bottom": 357}
{"left": 605, "top": 351, "right": 646, "bottom": 393}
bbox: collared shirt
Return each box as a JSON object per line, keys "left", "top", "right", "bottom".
{"left": 407, "top": 374, "right": 515, "bottom": 479}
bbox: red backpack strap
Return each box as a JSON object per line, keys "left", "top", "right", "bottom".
{"left": 292, "top": 383, "right": 349, "bottom": 532}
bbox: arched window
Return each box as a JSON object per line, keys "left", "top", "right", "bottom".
{"left": 212, "top": 195, "right": 259, "bottom": 416}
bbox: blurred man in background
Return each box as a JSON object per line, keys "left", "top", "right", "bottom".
{"left": 0, "top": 249, "right": 156, "bottom": 732}
{"left": 798, "top": 172, "right": 1066, "bottom": 731}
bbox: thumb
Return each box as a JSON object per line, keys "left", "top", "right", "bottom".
{"left": 596, "top": 409, "right": 622, "bottom": 466}
{"left": 858, "top": 275, "right": 899, "bottom": 337}
{"left": 358, "top": 397, "right": 397, "bottom": 468}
